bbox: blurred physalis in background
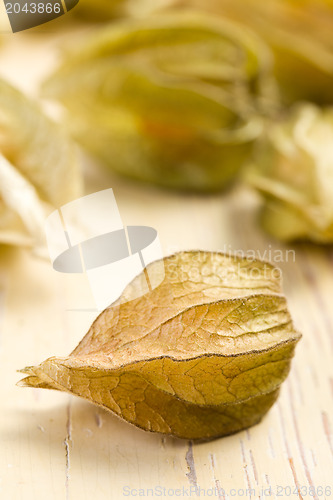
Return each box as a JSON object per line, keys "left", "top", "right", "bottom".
{"left": 185, "top": 0, "right": 333, "bottom": 106}
{"left": 73, "top": 0, "right": 178, "bottom": 21}
{"left": 245, "top": 104, "right": 333, "bottom": 243}
{"left": 68, "top": 0, "right": 333, "bottom": 106}
{"left": 43, "top": 12, "right": 278, "bottom": 192}
{"left": 0, "top": 79, "right": 81, "bottom": 249}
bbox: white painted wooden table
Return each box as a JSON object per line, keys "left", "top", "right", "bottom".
{"left": 0, "top": 31, "right": 333, "bottom": 500}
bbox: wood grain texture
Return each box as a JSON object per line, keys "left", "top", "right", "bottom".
{"left": 0, "top": 32, "right": 333, "bottom": 500}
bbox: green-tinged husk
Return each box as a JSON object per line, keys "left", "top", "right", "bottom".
{"left": 72, "top": 0, "right": 177, "bottom": 21}
{"left": 245, "top": 104, "right": 333, "bottom": 242}
{"left": 0, "top": 79, "right": 81, "bottom": 248}
{"left": 43, "top": 12, "right": 277, "bottom": 192}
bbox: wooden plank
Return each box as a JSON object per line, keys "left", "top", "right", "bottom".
{"left": 0, "top": 249, "right": 69, "bottom": 500}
